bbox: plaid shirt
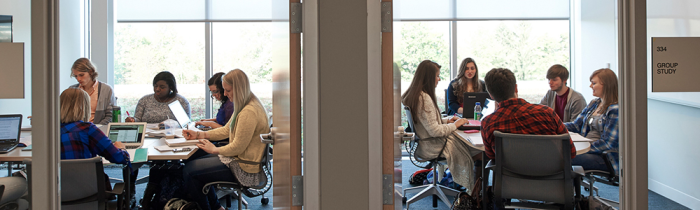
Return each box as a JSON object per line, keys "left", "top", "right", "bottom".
{"left": 481, "top": 98, "right": 575, "bottom": 160}
{"left": 61, "top": 121, "right": 131, "bottom": 169}
{"left": 564, "top": 98, "right": 619, "bottom": 174}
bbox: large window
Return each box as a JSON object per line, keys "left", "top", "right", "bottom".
{"left": 114, "top": 23, "right": 205, "bottom": 121}
{"left": 212, "top": 23, "right": 273, "bottom": 114}
{"left": 457, "top": 20, "right": 570, "bottom": 103}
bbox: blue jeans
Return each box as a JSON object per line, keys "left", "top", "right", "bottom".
{"left": 183, "top": 154, "right": 238, "bottom": 210}
{"left": 572, "top": 153, "right": 608, "bottom": 171}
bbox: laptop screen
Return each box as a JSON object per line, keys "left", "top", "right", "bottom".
{"left": 462, "top": 92, "right": 492, "bottom": 119}
{"left": 108, "top": 124, "right": 145, "bottom": 143}
{"left": 0, "top": 115, "right": 21, "bottom": 144}
{"left": 168, "top": 101, "right": 190, "bottom": 128}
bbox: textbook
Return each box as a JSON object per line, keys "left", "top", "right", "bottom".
{"left": 165, "top": 138, "right": 201, "bottom": 147}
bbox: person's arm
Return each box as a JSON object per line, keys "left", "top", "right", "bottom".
{"left": 568, "top": 93, "right": 587, "bottom": 123}
{"left": 480, "top": 117, "right": 495, "bottom": 160}
{"left": 98, "top": 84, "right": 116, "bottom": 125}
{"left": 590, "top": 105, "right": 620, "bottom": 153}
{"left": 539, "top": 91, "right": 549, "bottom": 106}
{"left": 417, "top": 94, "right": 457, "bottom": 137}
{"left": 86, "top": 124, "right": 132, "bottom": 169}
{"left": 564, "top": 101, "right": 592, "bottom": 134}
{"left": 132, "top": 97, "right": 146, "bottom": 122}
{"left": 551, "top": 110, "right": 577, "bottom": 159}
{"left": 218, "top": 109, "right": 258, "bottom": 157}
{"left": 446, "top": 81, "right": 461, "bottom": 115}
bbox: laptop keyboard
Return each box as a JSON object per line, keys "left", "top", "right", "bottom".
{"left": 125, "top": 145, "right": 140, "bottom": 149}
{"left": 0, "top": 144, "right": 18, "bottom": 152}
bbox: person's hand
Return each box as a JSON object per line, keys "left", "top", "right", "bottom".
{"left": 454, "top": 118, "right": 469, "bottom": 128}
{"left": 182, "top": 130, "right": 199, "bottom": 140}
{"left": 447, "top": 115, "right": 459, "bottom": 123}
{"left": 195, "top": 121, "right": 216, "bottom": 128}
{"left": 125, "top": 117, "right": 135, "bottom": 122}
{"left": 457, "top": 107, "right": 463, "bottom": 114}
{"left": 113, "top": 141, "right": 126, "bottom": 150}
{"left": 197, "top": 139, "right": 219, "bottom": 154}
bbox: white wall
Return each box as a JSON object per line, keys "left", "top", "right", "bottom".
{"left": 0, "top": 0, "right": 85, "bottom": 126}
{"left": 571, "top": 0, "right": 617, "bottom": 102}
{"left": 0, "top": 0, "right": 32, "bottom": 126}
{"left": 647, "top": 1, "right": 700, "bottom": 209}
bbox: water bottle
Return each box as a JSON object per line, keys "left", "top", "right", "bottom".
{"left": 113, "top": 106, "right": 121, "bottom": 122}
{"left": 474, "top": 102, "right": 482, "bottom": 120}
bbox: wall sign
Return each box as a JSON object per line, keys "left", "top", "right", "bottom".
{"left": 652, "top": 37, "right": 700, "bottom": 92}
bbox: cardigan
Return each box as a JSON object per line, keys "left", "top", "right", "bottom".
{"left": 69, "top": 81, "right": 116, "bottom": 125}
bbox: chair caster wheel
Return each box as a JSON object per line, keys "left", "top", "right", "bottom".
{"left": 402, "top": 196, "right": 407, "bottom": 204}
{"left": 261, "top": 197, "right": 270, "bottom": 205}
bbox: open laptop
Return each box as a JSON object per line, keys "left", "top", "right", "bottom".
{"left": 168, "top": 101, "right": 192, "bottom": 129}
{"left": 462, "top": 92, "right": 492, "bottom": 119}
{"left": 0, "top": 114, "right": 22, "bottom": 153}
{"left": 107, "top": 122, "right": 147, "bottom": 149}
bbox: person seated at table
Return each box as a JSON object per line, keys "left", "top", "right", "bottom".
{"left": 59, "top": 88, "right": 132, "bottom": 193}
{"left": 195, "top": 72, "right": 234, "bottom": 129}
{"left": 401, "top": 60, "right": 481, "bottom": 190}
{"left": 564, "top": 68, "right": 619, "bottom": 173}
{"left": 69, "top": 57, "right": 117, "bottom": 125}
{"left": 480, "top": 68, "right": 575, "bottom": 161}
{"left": 125, "top": 71, "right": 191, "bottom": 123}
{"left": 181, "top": 69, "right": 270, "bottom": 210}
{"left": 446, "top": 57, "right": 488, "bottom": 116}
{"left": 539, "top": 64, "right": 586, "bottom": 123}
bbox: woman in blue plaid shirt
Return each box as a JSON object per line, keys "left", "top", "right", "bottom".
{"left": 564, "top": 69, "right": 620, "bottom": 174}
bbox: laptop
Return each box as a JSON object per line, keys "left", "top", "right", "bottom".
{"left": 462, "top": 92, "right": 492, "bottom": 119}
{"left": 106, "top": 122, "right": 147, "bottom": 149}
{"left": 168, "top": 101, "right": 192, "bottom": 129}
{"left": 0, "top": 114, "right": 22, "bottom": 153}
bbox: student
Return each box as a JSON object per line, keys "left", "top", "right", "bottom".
{"left": 181, "top": 69, "right": 270, "bottom": 210}
{"left": 195, "top": 72, "right": 234, "bottom": 129}
{"left": 539, "top": 64, "right": 586, "bottom": 123}
{"left": 401, "top": 60, "right": 481, "bottom": 190}
{"left": 59, "top": 88, "right": 132, "bottom": 192}
{"left": 69, "top": 58, "right": 116, "bottom": 125}
{"left": 480, "top": 68, "right": 575, "bottom": 160}
{"left": 125, "top": 71, "right": 191, "bottom": 123}
{"left": 446, "top": 57, "right": 488, "bottom": 115}
{"left": 565, "top": 68, "right": 619, "bottom": 173}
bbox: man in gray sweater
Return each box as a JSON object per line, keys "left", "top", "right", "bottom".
{"left": 539, "top": 64, "right": 586, "bottom": 123}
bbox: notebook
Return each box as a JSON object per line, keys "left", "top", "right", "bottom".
{"left": 107, "top": 122, "right": 147, "bottom": 149}
{"left": 0, "top": 114, "right": 22, "bottom": 153}
{"left": 168, "top": 101, "right": 192, "bottom": 129}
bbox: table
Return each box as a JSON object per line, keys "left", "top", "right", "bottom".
{"left": 452, "top": 130, "right": 592, "bottom": 208}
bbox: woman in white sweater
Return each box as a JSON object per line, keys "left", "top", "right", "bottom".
{"left": 401, "top": 60, "right": 482, "bottom": 191}
{"left": 182, "top": 69, "right": 269, "bottom": 210}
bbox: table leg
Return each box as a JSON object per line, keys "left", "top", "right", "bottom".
{"left": 123, "top": 165, "right": 131, "bottom": 210}
{"left": 482, "top": 152, "right": 490, "bottom": 209}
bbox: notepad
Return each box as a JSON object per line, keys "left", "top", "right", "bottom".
{"left": 154, "top": 145, "right": 196, "bottom": 153}
{"left": 132, "top": 148, "right": 148, "bottom": 163}
{"left": 165, "top": 139, "right": 201, "bottom": 147}
{"left": 21, "top": 145, "right": 32, "bottom": 151}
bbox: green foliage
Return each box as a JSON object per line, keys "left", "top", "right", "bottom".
{"left": 395, "top": 22, "right": 451, "bottom": 82}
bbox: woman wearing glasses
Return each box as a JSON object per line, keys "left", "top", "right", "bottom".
{"left": 196, "top": 72, "right": 234, "bottom": 129}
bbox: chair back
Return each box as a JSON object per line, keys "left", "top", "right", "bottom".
{"left": 24, "top": 156, "right": 106, "bottom": 210}
{"left": 493, "top": 131, "right": 573, "bottom": 205}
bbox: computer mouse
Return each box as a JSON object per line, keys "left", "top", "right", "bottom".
{"left": 18, "top": 143, "right": 27, "bottom": 147}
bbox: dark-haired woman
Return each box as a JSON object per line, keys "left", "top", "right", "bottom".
{"left": 196, "top": 72, "right": 234, "bottom": 129}
{"left": 126, "top": 71, "right": 191, "bottom": 123}
{"left": 402, "top": 60, "right": 481, "bottom": 192}
{"left": 446, "top": 57, "right": 488, "bottom": 115}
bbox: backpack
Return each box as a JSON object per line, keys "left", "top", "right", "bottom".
{"left": 146, "top": 165, "right": 188, "bottom": 210}
{"left": 164, "top": 198, "right": 202, "bottom": 210}
{"left": 408, "top": 168, "right": 432, "bottom": 185}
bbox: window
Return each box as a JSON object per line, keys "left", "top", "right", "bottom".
{"left": 114, "top": 23, "right": 205, "bottom": 121}
{"left": 457, "top": 20, "right": 570, "bottom": 103}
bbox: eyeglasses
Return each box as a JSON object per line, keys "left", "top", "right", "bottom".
{"left": 210, "top": 90, "right": 220, "bottom": 95}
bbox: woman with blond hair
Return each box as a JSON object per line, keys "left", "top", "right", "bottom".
{"left": 69, "top": 58, "right": 117, "bottom": 125}
{"left": 59, "top": 88, "right": 131, "bottom": 191}
{"left": 565, "top": 68, "right": 620, "bottom": 173}
{"left": 446, "top": 57, "right": 489, "bottom": 115}
{"left": 182, "top": 69, "right": 270, "bottom": 210}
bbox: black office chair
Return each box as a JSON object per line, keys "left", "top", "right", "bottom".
{"left": 581, "top": 151, "right": 620, "bottom": 208}
{"left": 401, "top": 105, "right": 461, "bottom": 209}
{"left": 202, "top": 142, "right": 272, "bottom": 209}
{"left": 487, "top": 131, "right": 582, "bottom": 210}
{"left": 24, "top": 156, "right": 128, "bottom": 210}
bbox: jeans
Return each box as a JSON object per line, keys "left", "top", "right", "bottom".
{"left": 571, "top": 153, "right": 608, "bottom": 171}
{"left": 182, "top": 154, "right": 238, "bottom": 210}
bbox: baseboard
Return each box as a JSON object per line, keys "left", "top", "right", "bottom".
{"left": 649, "top": 178, "right": 700, "bottom": 209}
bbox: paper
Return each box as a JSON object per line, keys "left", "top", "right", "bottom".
{"left": 20, "top": 136, "right": 31, "bottom": 146}
{"left": 165, "top": 138, "right": 201, "bottom": 147}
{"left": 467, "top": 136, "right": 484, "bottom": 146}
{"left": 154, "top": 145, "right": 197, "bottom": 152}
{"left": 569, "top": 132, "right": 593, "bottom": 142}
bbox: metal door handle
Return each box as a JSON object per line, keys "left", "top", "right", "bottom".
{"left": 260, "top": 127, "right": 277, "bottom": 145}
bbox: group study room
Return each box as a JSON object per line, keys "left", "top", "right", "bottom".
{"left": 0, "top": 0, "right": 696, "bottom": 209}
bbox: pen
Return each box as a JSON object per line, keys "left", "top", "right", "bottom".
{"left": 126, "top": 111, "right": 131, "bottom": 118}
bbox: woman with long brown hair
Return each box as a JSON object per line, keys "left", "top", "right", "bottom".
{"left": 565, "top": 68, "right": 620, "bottom": 173}
{"left": 402, "top": 60, "right": 481, "bottom": 191}
{"left": 446, "top": 57, "right": 488, "bottom": 115}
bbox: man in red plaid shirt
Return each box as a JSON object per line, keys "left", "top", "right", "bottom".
{"left": 480, "top": 68, "right": 576, "bottom": 160}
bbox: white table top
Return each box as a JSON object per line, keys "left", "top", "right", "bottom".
{"left": 453, "top": 130, "right": 591, "bottom": 155}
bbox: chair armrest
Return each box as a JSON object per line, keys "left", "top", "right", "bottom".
{"left": 572, "top": 166, "right": 585, "bottom": 177}
{"left": 599, "top": 150, "right": 618, "bottom": 175}
{"left": 485, "top": 160, "right": 496, "bottom": 170}
{"left": 106, "top": 183, "right": 125, "bottom": 196}
{"left": 202, "top": 181, "right": 242, "bottom": 194}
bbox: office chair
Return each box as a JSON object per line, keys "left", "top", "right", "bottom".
{"left": 581, "top": 151, "right": 620, "bottom": 208}
{"left": 488, "top": 131, "right": 582, "bottom": 210}
{"left": 401, "top": 105, "right": 461, "bottom": 209}
{"left": 202, "top": 142, "right": 272, "bottom": 209}
{"left": 0, "top": 177, "right": 29, "bottom": 210}
{"left": 24, "top": 156, "right": 127, "bottom": 210}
